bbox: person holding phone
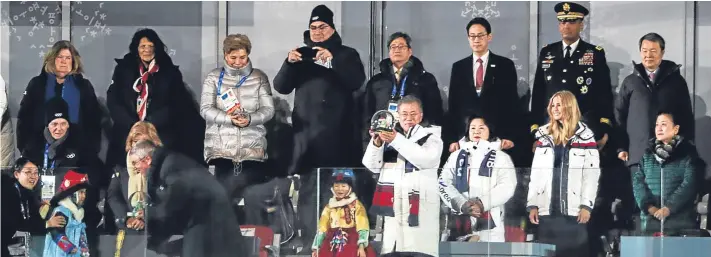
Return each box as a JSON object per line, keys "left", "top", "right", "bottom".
{"left": 273, "top": 4, "right": 366, "bottom": 250}
{"left": 200, "top": 34, "right": 274, "bottom": 223}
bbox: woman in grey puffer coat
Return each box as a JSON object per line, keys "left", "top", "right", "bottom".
{"left": 200, "top": 34, "right": 275, "bottom": 219}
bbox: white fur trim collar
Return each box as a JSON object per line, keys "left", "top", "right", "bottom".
{"left": 328, "top": 192, "right": 358, "bottom": 208}
{"left": 59, "top": 198, "right": 84, "bottom": 222}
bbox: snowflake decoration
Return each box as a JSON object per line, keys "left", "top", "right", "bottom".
{"left": 461, "top": 1, "right": 501, "bottom": 20}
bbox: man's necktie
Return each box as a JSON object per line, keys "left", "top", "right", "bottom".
{"left": 475, "top": 58, "right": 484, "bottom": 91}
{"left": 565, "top": 45, "right": 572, "bottom": 59}
{"left": 395, "top": 69, "right": 401, "bottom": 82}
{"left": 649, "top": 72, "right": 655, "bottom": 83}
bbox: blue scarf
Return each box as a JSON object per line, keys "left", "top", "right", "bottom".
{"left": 454, "top": 148, "right": 497, "bottom": 193}
{"left": 45, "top": 73, "right": 80, "bottom": 124}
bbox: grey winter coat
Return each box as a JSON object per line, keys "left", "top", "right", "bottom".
{"left": 200, "top": 61, "right": 274, "bottom": 163}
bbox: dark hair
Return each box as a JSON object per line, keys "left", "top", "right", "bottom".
{"left": 387, "top": 32, "right": 412, "bottom": 49}
{"left": 128, "top": 28, "right": 171, "bottom": 64}
{"left": 397, "top": 95, "right": 423, "bottom": 112}
{"left": 13, "top": 157, "right": 36, "bottom": 173}
{"left": 464, "top": 115, "right": 499, "bottom": 142}
{"left": 656, "top": 111, "right": 676, "bottom": 124}
{"left": 639, "top": 32, "right": 665, "bottom": 51}
{"left": 466, "top": 17, "right": 492, "bottom": 34}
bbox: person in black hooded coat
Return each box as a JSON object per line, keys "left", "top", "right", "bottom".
{"left": 273, "top": 4, "right": 366, "bottom": 249}
{"left": 106, "top": 28, "right": 206, "bottom": 171}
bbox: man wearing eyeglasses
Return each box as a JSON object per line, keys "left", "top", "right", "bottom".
{"left": 362, "top": 32, "right": 443, "bottom": 151}
{"left": 273, "top": 4, "right": 366, "bottom": 251}
{"left": 446, "top": 17, "right": 528, "bottom": 166}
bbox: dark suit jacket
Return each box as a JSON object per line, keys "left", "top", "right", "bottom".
{"left": 530, "top": 40, "right": 613, "bottom": 141}
{"left": 446, "top": 51, "right": 528, "bottom": 163}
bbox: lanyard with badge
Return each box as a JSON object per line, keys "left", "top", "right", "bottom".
{"left": 388, "top": 76, "right": 408, "bottom": 120}
{"left": 216, "top": 68, "right": 251, "bottom": 114}
{"left": 41, "top": 144, "right": 57, "bottom": 201}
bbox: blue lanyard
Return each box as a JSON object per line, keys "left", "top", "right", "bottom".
{"left": 390, "top": 76, "right": 408, "bottom": 100}
{"left": 216, "top": 69, "right": 250, "bottom": 95}
{"left": 43, "top": 144, "right": 56, "bottom": 171}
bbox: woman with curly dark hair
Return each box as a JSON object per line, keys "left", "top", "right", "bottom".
{"left": 106, "top": 28, "right": 205, "bottom": 170}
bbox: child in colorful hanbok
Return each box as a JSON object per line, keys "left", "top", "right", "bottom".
{"left": 42, "top": 170, "right": 90, "bottom": 257}
{"left": 312, "top": 169, "right": 376, "bottom": 257}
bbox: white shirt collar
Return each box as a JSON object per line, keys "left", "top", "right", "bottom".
{"left": 473, "top": 50, "right": 490, "bottom": 64}
{"left": 563, "top": 39, "right": 581, "bottom": 54}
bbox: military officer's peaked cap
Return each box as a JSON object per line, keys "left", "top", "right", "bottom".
{"left": 555, "top": 2, "right": 589, "bottom": 21}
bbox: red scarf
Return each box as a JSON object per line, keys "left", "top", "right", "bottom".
{"left": 132, "top": 59, "right": 159, "bottom": 121}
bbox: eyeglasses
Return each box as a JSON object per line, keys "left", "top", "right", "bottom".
{"left": 139, "top": 45, "right": 155, "bottom": 50}
{"left": 468, "top": 34, "right": 489, "bottom": 40}
{"left": 20, "top": 169, "right": 39, "bottom": 177}
{"left": 398, "top": 112, "right": 421, "bottom": 118}
{"left": 389, "top": 45, "right": 409, "bottom": 51}
{"left": 309, "top": 24, "right": 330, "bottom": 31}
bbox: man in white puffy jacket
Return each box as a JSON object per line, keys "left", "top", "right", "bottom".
{"left": 440, "top": 135, "right": 517, "bottom": 242}
{"left": 362, "top": 95, "right": 442, "bottom": 257}
{"left": 0, "top": 74, "right": 15, "bottom": 168}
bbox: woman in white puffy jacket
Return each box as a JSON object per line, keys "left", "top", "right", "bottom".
{"left": 439, "top": 115, "right": 517, "bottom": 242}
{"left": 527, "top": 90, "right": 600, "bottom": 257}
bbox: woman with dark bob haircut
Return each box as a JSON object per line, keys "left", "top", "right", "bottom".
{"left": 106, "top": 28, "right": 205, "bottom": 171}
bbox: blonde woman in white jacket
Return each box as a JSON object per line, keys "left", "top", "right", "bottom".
{"left": 440, "top": 115, "right": 517, "bottom": 242}
{"left": 527, "top": 90, "right": 600, "bottom": 257}
{"left": 362, "top": 95, "right": 442, "bottom": 257}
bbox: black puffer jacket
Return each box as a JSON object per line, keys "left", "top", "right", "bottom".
{"left": 614, "top": 60, "right": 695, "bottom": 166}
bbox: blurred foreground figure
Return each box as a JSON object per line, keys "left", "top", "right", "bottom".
{"left": 129, "top": 140, "right": 246, "bottom": 257}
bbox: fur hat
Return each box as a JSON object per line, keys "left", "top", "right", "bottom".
{"left": 45, "top": 97, "right": 69, "bottom": 125}
{"left": 309, "top": 5, "right": 335, "bottom": 29}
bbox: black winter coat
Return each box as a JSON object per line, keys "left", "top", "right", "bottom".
{"left": 614, "top": 60, "right": 695, "bottom": 166}
{"left": 273, "top": 31, "right": 366, "bottom": 175}
{"left": 1, "top": 173, "right": 45, "bottom": 257}
{"left": 21, "top": 126, "right": 104, "bottom": 229}
{"left": 17, "top": 70, "right": 103, "bottom": 155}
{"left": 362, "top": 56, "right": 443, "bottom": 149}
{"left": 106, "top": 53, "right": 205, "bottom": 169}
{"left": 145, "top": 147, "right": 245, "bottom": 257}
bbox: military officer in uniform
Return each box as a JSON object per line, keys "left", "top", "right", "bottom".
{"left": 529, "top": 3, "right": 616, "bottom": 257}
{"left": 530, "top": 2, "right": 613, "bottom": 147}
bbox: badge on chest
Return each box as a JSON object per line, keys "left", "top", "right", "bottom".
{"left": 220, "top": 90, "right": 241, "bottom": 114}
{"left": 579, "top": 51, "right": 594, "bottom": 66}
